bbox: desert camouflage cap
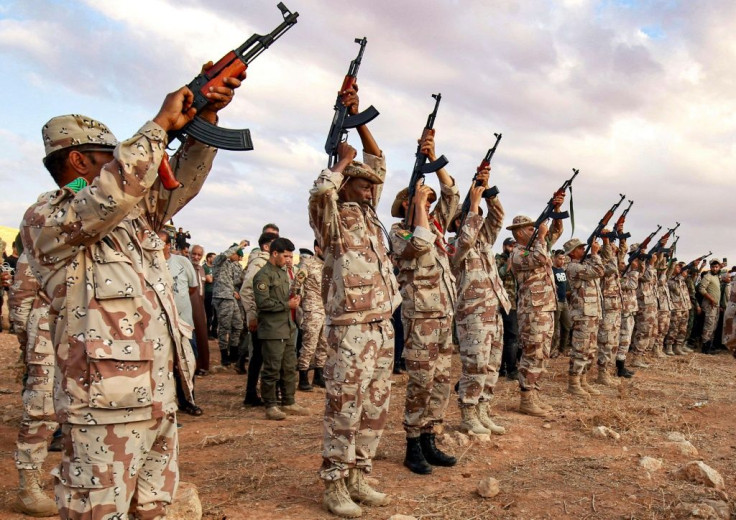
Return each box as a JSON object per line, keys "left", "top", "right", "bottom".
{"left": 390, "top": 186, "right": 437, "bottom": 218}
{"left": 563, "top": 238, "right": 584, "bottom": 255}
{"left": 506, "top": 215, "right": 534, "bottom": 230}
{"left": 343, "top": 161, "right": 382, "bottom": 185}
{"left": 629, "top": 243, "right": 640, "bottom": 253}
{"left": 42, "top": 114, "right": 118, "bottom": 160}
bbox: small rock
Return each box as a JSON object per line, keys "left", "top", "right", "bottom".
{"left": 542, "top": 423, "right": 551, "bottom": 429}
{"left": 639, "top": 456, "right": 662, "bottom": 472}
{"left": 701, "top": 499, "right": 730, "bottom": 519}
{"left": 166, "top": 482, "right": 202, "bottom": 520}
{"left": 669, "top": 440, "right": 698, "bottom": 457}
{"left": 667, "top": 431, "right": 687, "bottom": 442}
{"left": 449, "top": 431, "right": 470, "bottom": 447}
{"left": 388, "top": 515, "right": 417, "bottom": 520}
{"left": 2, "top": 414, "right": 13, "bottom": 423}
{"left": 476, "top": 477, "right": 500, "bottom": 498}
{"left": 209, "top": 365, "right": 229, "bottom": 374}
{"left": 674, "top": 501, "right": 728, "bottom": 519}
{"left": 592, "top": 426, "right": 620, "bottom": 440}
{"left": 469, "top": 432, "right": 491, "bottom": 443}
{"left": 677, "top": 461, "right": 725, "bottom": 490}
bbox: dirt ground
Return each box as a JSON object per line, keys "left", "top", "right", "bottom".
{"left": 0, "top": 331, "right": 733, "bottom": 520}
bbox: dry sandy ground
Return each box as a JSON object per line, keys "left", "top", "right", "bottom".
{"left": 0, "top": 332, "right": 733, "bottom": 520}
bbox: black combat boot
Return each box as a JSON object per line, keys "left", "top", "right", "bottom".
{"left": 404, "top": 437, "right": 432, "bottom": 474}
{"left": 312, "top": 367, "right": 326, "bottom": 388}
{"left": 616, "top": 359, "right": 634, "bottom": 378}
{"left": 420, "top": 433, "right": 457, "bottom": 467}
{"left": 701, "top": 340, "right": 713, "bottom": 355}
{"left": 220, "top": 349, "right": 230, "bottom": 367}
{"left": 243, "top": 392, "right": 264, "bottom": 407}
{"left": 298, "top": 370, "right": 313, "bottom": 391}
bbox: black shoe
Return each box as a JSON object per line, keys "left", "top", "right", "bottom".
{"left": 701, "top": 340, "right": 713, "bottom": 355}
{"left": 234, "top": 366, "right": 247, "bottom": 375}
{"left": 506, "top": 369, "right": 519, "bottom": 381}
{"left": 298, "top": 370, "right": 313, "bottom": 391}
{"left": 616, "top": 359, "right": 634, "bottom": 378}
{"left": 420, "top": 433, "right": 457, "bottom": 467}
{"left": 243, "top": 394, "right": 264, "bottom": 407}
{"left": 312, "top": 367, "right": 326, "bottom": 388}
{"left": 404, "top": 437, "right": 432, "bottom": 474}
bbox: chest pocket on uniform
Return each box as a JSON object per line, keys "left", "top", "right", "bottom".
{"left": 529, "top": 281, "right": 548, "bottom": 307}
{"left": 91, "top": 245, "right": 142, "bottom": 300}
{"left": 86, "top": 339, "right": 154, "bottom": 409}
{"left": 344, "top": 274, "right": 374, "bottom": 312}
{"left": 583, "top": 295, "right": 599, "bottom": 317}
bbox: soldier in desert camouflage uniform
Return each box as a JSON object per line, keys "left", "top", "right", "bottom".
{"left": 595, "top": 228, "right": 625, "bottom": 386}
{"left": 616, "top": 245, "right": 639, "bottom": 378}
{"left": 309, "top": 86, "right": 399, "bottom": 518}
{"left": 9, "top": 252, "right": 58, "bottom": 516}
{"left": 20, "top": 78, "right": 239, "bottom": 518}
{"left": 390, "top": 131, "right": 459, "bottom": 475}
{"left": 296, "top": 242, "right": 329, "bottom": 391}
{"left": 723, "top": 267, "right": 736, "bottom": 357}
{"left": 666, "top": 262, "right": 692, "bottom": 355}
{"left": 212, "top": 241, "right": 247, "bottom": 366}
{"left": 653, "top": 250, "right": 675, "bottom": 357}
{"left": 564, "top": 238, "right": 605, "bottom": 397}
{"left": 507, "top": 193, "right": 565, "bottom": 418}
{"left": 449, "top": 170, "right": 510, "bottom": 436}
{"left": 630, "top": 246, "right": 659, "bottom": 368}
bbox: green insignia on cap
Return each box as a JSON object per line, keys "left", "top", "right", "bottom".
{"left": 65, "top": 177, "right": 88, "bottom": 194}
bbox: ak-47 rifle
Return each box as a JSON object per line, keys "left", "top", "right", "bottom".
{"left": 605, "top": 199, "right": 633, "bottom": 240}
{"left": 649, "top": 222, "right": 681, "bottom": 258}
{"left": 623, "top": 225, "right": 662, "bottom": 274}
{"left": 667, "top": 235, "right": 680, "bottom": 261}
{"left": 526, "top": 168, "right": 579, "bottom": 250}
{"left": 404, "top": 93, "right": 449, "bottom": 228}
{"left": 457, "top": 133, "right": 502, "bottom": 227}
{"left": 324, "top": 37, "right": 379, "bottom": 168}
{"left": 684, "top": 251, "right": 712, "bottom": 272}
{"left": 582, "top": 193, "right": 626, "bottom": 260}
{"left": 158, "top": 3, "right": 299, "bottom": 190}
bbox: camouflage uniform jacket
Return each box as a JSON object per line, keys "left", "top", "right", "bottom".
{"left": 212, "top": 244, "right": 241, "bottom": 300}
{"left": 668, "top": 274, "right": 690, "bottom": 311}
{"left": 636, "top": 263, "right": 658, "bottom": 309}
{"left": 9, "top": 252, "right": 53, "bottom": 366}
{"left": 565, "top": 254, "right": 605, "bottom": 319}
{"left": 495, "top": 252, "right": 517, "bottom": 310}
{"left": 599, "top": 242, "right": 624, "bottom": 311}
{"left": 308, "top": 152, "right": 400, "bottom": 326}
{"left": 299, "top": 254, "right": 326, "bottom": 315}
{"left": 620, "top": 268, "right": 640, "bottom": 315}
{"left": 655, "top": 257, "right": 674, "bottom": 311}
{"left": 452, "top": 202, "right": 511, "bottom": 324}
{"left": 390, "top": 179, "right": 459, "bottom": 320}
{"left": 240, "top": 250, "right": 270, "bottom": 324}
{"left": 21, "top": 122, "right": 214, "bottom": 425}
{"left": 509, "top": 238, "right": 559, "bottom": 313}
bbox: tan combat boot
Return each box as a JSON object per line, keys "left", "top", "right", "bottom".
{"left": 664, "top": 344, "right": 675, "bottom": 356}
{"left": 460, "top": 406, "right": 491, "bottom": 434}
{"left": 533, "top": 390, "right": 554, "bottom": 412}
{"left": 580, "top": 372, "right": 601, "bottom": 395}
{"left": 654, "top": 344, "right": 667, "bottom": 358}
{"left": 567, "top": 375, "right": 590, "bottom": 397}
{"left": 476, "top": 402, "right": 506, "bottom": 435}
{"left": 518, "top": 390, "right": 547, "bottom": 417}
{"left": 347, "top": 469, "right": 391, "bottom": 506}
{"left": 323, "top": 478, "right": 362, "bottom": 518}
{"left": 14, "top": 469, "right": 58, "bottom": 517}
{"left": 596, "top": 366, "right": 619, "bottom": 387}
{"left": 265, "top": 406, "right": 286, "bottom": 420}
{"left": 672, "top": 344, "right": 686, "bottom": 355}
{"left": 281, "top": 403, "right": 310, "bottom": 416}
{"left": 630, "top": 355, "right": 649, "bottom": 368}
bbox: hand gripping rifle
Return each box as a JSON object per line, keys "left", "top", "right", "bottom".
{"left": 623, "top": 225, "right": 662, "bottom": 274}
{"left": 605, "top": 199, "right": 633, "bottom": 240}
{"left": 684, "top": 251, "right": 712, "bottom": 272}
{"left": 649, "top": 222, "right": 681, "bottom": 258}
{"left": 158, "top": 3, "right": 299, "bottom": 190}
{"left": 404, "top": 93, "right": 449, "bottom": 228}
{"left": 457, "top": 133, "right": 502, "bottom": 227}
{"left": 581, "top": 193, "right": 626, "bottom": 260}
{"left": 325, "top": 37, "right": 379, "bottom": 168}
{"left": 526, "top": 168, "right": 579, "bottom": 250}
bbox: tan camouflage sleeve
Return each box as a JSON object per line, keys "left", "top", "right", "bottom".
{"left": 432, "top": 176, "right": 460, "bottom": 232}
{"left": 479, "top": 197, "right": 504, "bottom": 247}
{"left": 511, "top": 241, "right": 549, "bottom": 272}
{"left": 8, "top": 253, "right": 35, "bottom": 337}
{"left": 617, "top": 238, "right": 627, "bottom": 264}
{"left": 390, "top": 223, "right": 433, "bottom": 261}
{"left": 309, "top": 169, "right": 343, "bottom": 249}
{"left": 620, "top": 269, "right": 639, "bottom": 290}
{"left": 547, "top": 216, "right": 564, "bottom": 248}
{"left": 451, "top": 211, "right": 483, "bottom": 268}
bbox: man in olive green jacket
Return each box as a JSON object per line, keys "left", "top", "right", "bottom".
{"left": 254, "top": 237, "right": 309, "bottom": 420}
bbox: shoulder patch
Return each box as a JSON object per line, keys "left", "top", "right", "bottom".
{"left": 256, "top": 281, "right": 268, "bottom": 292}
{"left": 65, "top": 177, "right": 88, "bottom": 194}
{"left": 397, "top": 229, "right": 413, "bottom": 240}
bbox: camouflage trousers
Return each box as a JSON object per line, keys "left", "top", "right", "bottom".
{"left": 596, "top": 308, "right": 621, "bottom": 367}
{"left": 569, "top": 316, "right": 600, "bottom": 375}
{"left": 701, "top": 300, "right": 718, "bottom": 343}
{"left": 665, "top": 310, "right": 688, "bottom": 349}
{"left": 15, "top": 363, "right": 58, "bottom": 470}
{"left": 53, "top": 415, "right": 178, "bottom": 520}
{"left": 517, "top": 310, "right": 554, "bottom": 391}
{"left": 456, "top": 313, "right": 503, "bottom": 407}
{"left": 402, "top": 315, "right": 453, "bottom": 437}
{"left": 617, "top": 313, "right": 635, "bottom": 361}
{"left": 724, "top": 299, "right": 735, "bottom": 353}
{"left": 631, "top": 305, "right": 657, "bottom": 354}
{"left": 654, "top": 310, "right": 671, "bottom": 352}
{"left": 320, "top": 320, "right": 394, "bottom": 481}
{"left": 213, "top": 297, "right": 243, "bottom": 353}
{"left": 297, "top": 311, "right": 328, "bottom": 371}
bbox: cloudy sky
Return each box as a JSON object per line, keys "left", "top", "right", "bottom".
{"left": 0, "top": 0, "right": 733, "bottom": 266}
